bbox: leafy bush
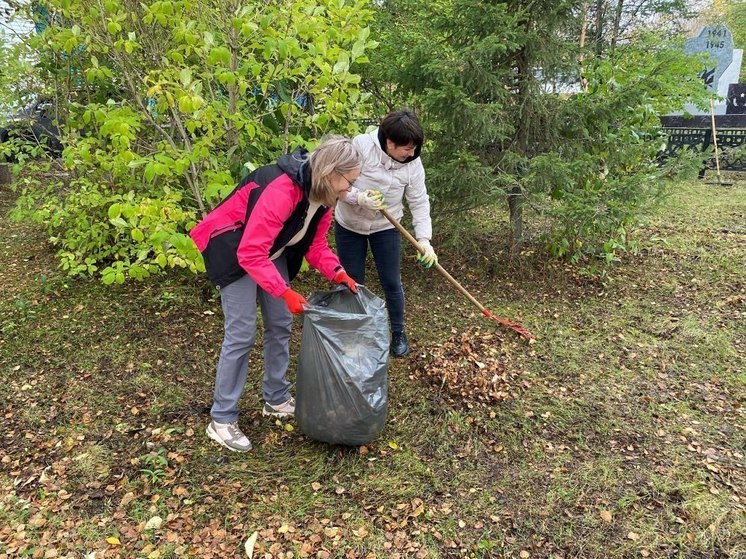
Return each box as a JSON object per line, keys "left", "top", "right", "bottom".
{"left": 526, "top": 37, "right": 711, "bottom": 266}
{"left": 8, "top": 0, "right": 376, "bottom": 282}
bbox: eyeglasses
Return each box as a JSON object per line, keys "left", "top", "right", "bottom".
{"left": 336, "top": 171, "right": 355, "bottom": 188}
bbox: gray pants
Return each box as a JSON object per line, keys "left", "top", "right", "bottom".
{"left": 211, "top": 256, "right": 292, "bottom": 423}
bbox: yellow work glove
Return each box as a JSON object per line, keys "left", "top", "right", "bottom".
{"left": 357, "top": 190, "right": 386, "bottom": 211}
{"left": 416, "top": 239, "right": 437, "bottom": 269}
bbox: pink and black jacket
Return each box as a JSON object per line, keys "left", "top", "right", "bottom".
{"left": 189, "top": 148, "right": 343, "bottom": 295}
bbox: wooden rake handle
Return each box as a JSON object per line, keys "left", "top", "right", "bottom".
{"left": 380, "top": 209, "right": 534, "bottom": 340}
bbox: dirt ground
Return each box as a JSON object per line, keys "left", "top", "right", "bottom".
{"left": 1, "top": 178, "right": 744, "bottom": 558}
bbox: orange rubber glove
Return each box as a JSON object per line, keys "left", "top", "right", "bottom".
{"left": 333, "top": 270, "right": 358, "bottom": 293}
{"left": 280, "top": 289, "right": 308, "bottom": 314}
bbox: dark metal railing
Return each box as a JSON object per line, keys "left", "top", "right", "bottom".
{"left": 660, "top": 115, "right": 746, "bottom": 173}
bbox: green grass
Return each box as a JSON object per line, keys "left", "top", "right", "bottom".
{"left": 1, "top": 179, "right": 745, "bottom": 558}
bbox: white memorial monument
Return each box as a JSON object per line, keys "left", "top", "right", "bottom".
{"left": 682, "top": 24, "right": 742, "bottom": 115}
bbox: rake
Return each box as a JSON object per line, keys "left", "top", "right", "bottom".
{"left": 380, "top": 209, "right": 534, "bottom": 341}
{"left": 706, "top": 98, "right": 733, "bottom": 187}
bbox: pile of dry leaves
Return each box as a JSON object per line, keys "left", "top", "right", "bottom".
{"left": 410, "top": 326, "right": 526, "bottom": 407}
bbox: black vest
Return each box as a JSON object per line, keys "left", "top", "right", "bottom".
{"left": 202, "top": 163, "right": 328, "bottom": 288}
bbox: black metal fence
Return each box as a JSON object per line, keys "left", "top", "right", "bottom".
{"left": 660, "top": 115, "right": 746, "bottom": 173}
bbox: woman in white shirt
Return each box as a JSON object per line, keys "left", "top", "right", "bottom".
{"left": 335, "top": 110, "right": 437, "bottom": 357}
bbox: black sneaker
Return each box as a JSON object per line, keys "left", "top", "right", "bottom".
{"left": 391, "top": 331, "right": 410, "bottom": 357}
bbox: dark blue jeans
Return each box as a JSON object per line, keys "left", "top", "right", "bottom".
{"left": 334, "top": 223, "right": 405, "bottom": 333}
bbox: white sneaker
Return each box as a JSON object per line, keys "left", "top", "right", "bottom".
{"left": 262, "top": 397, "right": 295, "bottom": 418}
{"left": 206, "top": 420, "right": 252, "bottom": 452}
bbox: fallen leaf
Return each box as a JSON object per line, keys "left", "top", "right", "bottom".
{"left": 106, "top": 536, "right": 121, "bottom": 546}
{"left": 324, "top": 527, "right": 340, "bottom": 538}
{"left": 520, "top": 551, "right": 530, "bottom": 559}
{"left": 388, "top": 441, "right": 399, "bottom": 450}
{"left": 627, "top": 532, "right": 639, "bottom": 541}
{"left": 600, "top": 510, "right": 612, "bottom": 523}
{"left": 144, "top": 516, "right": 162, "bottom": 530}
{"left": 244, "top": 531, "right": 258, "bottom": 558}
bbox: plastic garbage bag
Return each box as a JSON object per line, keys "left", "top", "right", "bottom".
{"left": 295, "top": 286, "right": 389, "bottom": 446}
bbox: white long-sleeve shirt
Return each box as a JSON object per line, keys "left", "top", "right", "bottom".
{"left": 335, "top": 128, "right": 433, "bottom": 241}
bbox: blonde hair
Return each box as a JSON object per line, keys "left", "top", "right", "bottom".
{"left": 308, "top": 135, "right": 361, "bottom": 206}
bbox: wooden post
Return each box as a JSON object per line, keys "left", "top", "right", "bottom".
{"left": 0, "top": 163, "right": 12, "bottom": 186}
{"left": 709, "top": 98, "right": 723, "bottom": 186}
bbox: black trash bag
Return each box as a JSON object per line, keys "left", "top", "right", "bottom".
{"left": 295, "top": 286, "right": 389, "bottom": 446}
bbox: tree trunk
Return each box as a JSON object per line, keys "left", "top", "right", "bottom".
{"left": 594, "top": 0, "right": 606, "bottom": 55}
{"left": 227, "top": 24, "right": 239, "bottom": 150}
{"left": 511, "top": 42, "right": 531, "bottom": 253}
{"left": 610, "top": 0, "right": 625, "bottom": 53}
{"left": 579, "top": 1, "right": 589, "bottom": 91}
{"left": 0, "top": 163, "right": 12, "bottom": 186}
{"left": 508, "top": 185, "right": 524, "bottom": 253}
{"left": 225, "top": 0, "right": 241, "bottom": 153}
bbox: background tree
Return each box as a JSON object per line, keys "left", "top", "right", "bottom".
{"left": 6, "top": 0, "right": 376, "bottom": 284}
{"left": 2, "top": 0, "right": 714, "bottom": 280}
{"left": 365, "top": 0, "right": 709, "bottom": 266}
{"left": 718, "top": 0, "right": 746, "bottom": 81}
{"left": 582, "top": 0, "right": 693, "bottom": 54}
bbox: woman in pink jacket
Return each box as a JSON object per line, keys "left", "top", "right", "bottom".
{"left": 190, "top": 136, "right": 361, "bottom": 452}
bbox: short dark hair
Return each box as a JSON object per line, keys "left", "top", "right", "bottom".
{"left": 380, "top": 109, "right": 423, "bottom": 147}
